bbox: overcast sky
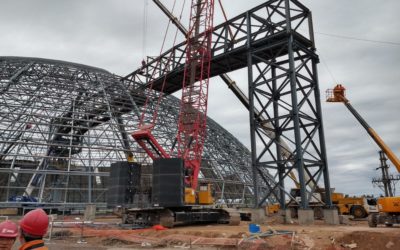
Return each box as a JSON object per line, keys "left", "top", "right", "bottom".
{"left": 1, "top": 0, "right": 399, "bottom": 197}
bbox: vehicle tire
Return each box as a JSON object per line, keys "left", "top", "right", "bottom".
{"left": 385, "top": 223, "right": 393, "bottom": 227}
{"left": 313, "top": 207, "right": 324, "bottom": 220}
{"left": 351, "top": 205, "right": 367, "bottom": 218}
{"left": 368, "top": 213, "right": 378, "bottom": 227}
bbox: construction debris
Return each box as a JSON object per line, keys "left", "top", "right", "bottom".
{"left": 339, "top": 215, "right": 352, "bottom": 225}
{"left": 341, "top": 242, "right": 358, "bottom": 249}
{"left": 245, "top": 226, "right": 294, "bottom": 240}
{"left": 52, "top": 230, "right": 73, "bottom": 238}
{"left": 385, "top": 241, "right": 395, "bottom": 249}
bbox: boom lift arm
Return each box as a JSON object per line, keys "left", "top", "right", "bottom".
{"left": 327, "top": 84, "right": 400, "bottom": 227}
{"left": 327, "top": 84, "right": 400, "bottom": 173}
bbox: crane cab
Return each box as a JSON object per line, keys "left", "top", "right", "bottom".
{"left": 185, "top": 187, "right": 196, "bottom": 204}
{"left": 198, "top": 183, "right": 214, "bottom": 205}
{"left": 185, "top": 184, "right": 214, "bottom": 205}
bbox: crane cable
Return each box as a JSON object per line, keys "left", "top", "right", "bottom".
{"left": 138, "top": 0, "right": 187, "bottom": 127}
{"left": 142, "top": 0, "right": 149, "bottom": 59}
{"left": 138, "top": 0, "right": 177, "bottom": 127}
{"left": 217, "top": 0, "right": 234, "bottom": 41}
{"left": 316, "top": 32, "right": 400, "bottom": 46}
{"left": 151, "top": 0, "right": 187, "bottom": 126}
{"left": 315, "top": 31, "right": 400, "bottom": 90}
{"left": 320, "top": 56, "right": 338, "bottom": 85}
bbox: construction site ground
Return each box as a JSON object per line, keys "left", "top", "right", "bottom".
{"left": 8, "top": 214, "right": 400, "bottom": 250}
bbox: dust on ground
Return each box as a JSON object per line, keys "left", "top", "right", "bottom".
{"left": 10, "top": 214, "right": 400, "bottom": 250}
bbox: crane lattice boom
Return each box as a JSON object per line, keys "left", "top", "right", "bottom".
{"left": 177, "top": 0, "right": 214, "bottom": 189}
{"left": 132, "top": 0, "right": 215, "bottom": 191}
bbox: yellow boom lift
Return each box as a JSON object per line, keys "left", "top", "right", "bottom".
{"left": 327, "top": 84, "right": 400, "bottom": 227}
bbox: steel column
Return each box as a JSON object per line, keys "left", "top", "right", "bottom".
{"left": 246, "top": 11, "right": 259, "bottom": 207}
{"left": 312, "top": 51, "right": 333, "bottom": 207}
{"left": 284, "top": 0, "right": 307, "bottom": 209}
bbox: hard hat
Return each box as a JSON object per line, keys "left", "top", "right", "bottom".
{"left": 19, "top": 209, "right": 49, "bottom": 237}
{"left": 0, "top": 220, "right": 18, "bottom": 238}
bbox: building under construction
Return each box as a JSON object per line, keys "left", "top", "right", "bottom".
{"left": 0, "top": 0, "right": 342, "bottom": 223}
{"left": 0, "top": 56, "right": 271, "bottom": 210}
{"left": 1, "top": 0, "right": 400, "bottom": 248}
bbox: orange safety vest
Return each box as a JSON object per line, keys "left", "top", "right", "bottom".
{"left": 19, "top": 239, "right": 48, "bottom": 250}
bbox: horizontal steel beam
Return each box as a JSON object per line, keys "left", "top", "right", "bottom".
{"left": 0, "top": 168, "right": 109, "bottom": 176}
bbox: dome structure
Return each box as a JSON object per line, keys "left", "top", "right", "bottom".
{"left": 0, "top": 57, "right": 273, "bottom": 209}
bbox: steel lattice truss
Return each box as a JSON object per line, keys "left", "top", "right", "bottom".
{"left": 123, "top": 0, "right": 332, "bottom": 209}
{"left": 0, "top": 56, "right": 268, "bottom": 208}
{"left": 0, "top": 0, "right": 332, "bottom": 211}
{"left": 246, "top": 1, "right": 332, "bottom": 208}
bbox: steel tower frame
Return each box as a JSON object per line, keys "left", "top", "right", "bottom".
{"left": 123, "top": 0, "right": 332, "bottom": 209}
{"left": 247, "top": 0, "right": 332, "bottom": 208}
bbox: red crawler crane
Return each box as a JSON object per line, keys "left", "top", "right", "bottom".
{"left": 176, "top": 0, "right": 214, "bottom": 190}
{"left": 132, "top": 0, "right": 215, "bottom": 203}
{"left": 125, "top": 1, "right": 241, "bottom": 227}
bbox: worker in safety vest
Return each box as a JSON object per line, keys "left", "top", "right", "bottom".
{"left": 0, "top": 220, "right": 18, "bottom": 250}
{"left": 18, "top": 209, "right": 49, "bottom": 250}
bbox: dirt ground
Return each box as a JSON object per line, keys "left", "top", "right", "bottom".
{"left": 8, "top": 214, "right": 400, "bottom": 250}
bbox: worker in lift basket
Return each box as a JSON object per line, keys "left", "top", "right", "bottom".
{"left": 0, "top": 220, "right": 18, "bottom": 250}
{"left": 18, "top": 209, "right": 49, "bottom": 250}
